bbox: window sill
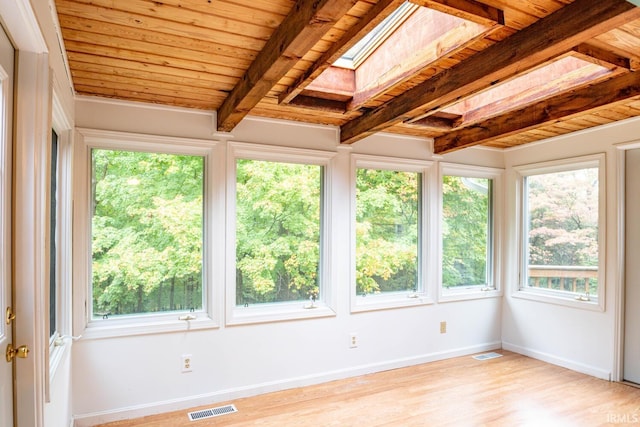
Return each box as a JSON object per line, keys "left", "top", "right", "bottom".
{"left": 351, "top": 291, "right": 433, "bottom": 313}
{"left": 439, "top": 286, "right": 501, "bottom": 302}
{"left": 226, "top": 302, "right": 336, "bottom": 326}
{"left": 79, "top": 313, "right": 219, "bottom": 340}
{"left": 512, "top": 287, "right": 603, "bottom": 311}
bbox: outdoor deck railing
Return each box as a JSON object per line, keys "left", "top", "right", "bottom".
{"left": 528, "top": 265, "right": 598, "bottom": 293}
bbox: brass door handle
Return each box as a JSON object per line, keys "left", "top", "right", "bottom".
{"left": 6, "top": 344, "right": 29, "bottom": 363}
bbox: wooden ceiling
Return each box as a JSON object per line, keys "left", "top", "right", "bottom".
{"left": 54, "top": 0, "right": 640, "bottom": 153}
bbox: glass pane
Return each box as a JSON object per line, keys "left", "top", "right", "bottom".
{"left": 526, "top": 168, "right": 598, "bottom": 295}
{"left": 442, "top": 176, "right": 491, "bottom": 288}
{"left": 236, "top": 159, "right": 321, "bottom": 305}
{"left": 356, "top": 168, "right": 419, "bottom": 295}
{"left": 91, "top": 149, "right": 204, "bottom": 318}
{"left": 50, "top": 130, "right": 58, "bottom": 336}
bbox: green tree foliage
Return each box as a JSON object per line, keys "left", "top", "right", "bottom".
{"left": 442, "top": 176, "right": 489, "bottom": 288}
{"left": 91, "top": 149, "right": 203, "bottom": 317}
{"left": 356, "top": 168, "right": 419, "bottom": 295}
{"left": 235, "top": 159, "right": 321, "bottom": 305}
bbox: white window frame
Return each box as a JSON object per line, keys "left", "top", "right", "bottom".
{"left": 350, "top": 154, "right": 435, "bottom": 313}
{"left": 48, "top": 93, "right": 73, "bottom": 384}
{"left": 438, "top": 163, "right": 503, "bottom": 302}
{"left": 226, "top": 141, "right": 337, "bottom": 325}
{"left": 514, "top": 154, "right": 605, "bottom": 311}
{"left": 73, "top": 129, "right": 222, "bottom": 339}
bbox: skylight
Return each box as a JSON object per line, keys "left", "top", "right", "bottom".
{"left": 441, "top": 56, "right": 613, "bottom": 124}
{"left": 333, "top": 1, "right": 419, "bottom": 69}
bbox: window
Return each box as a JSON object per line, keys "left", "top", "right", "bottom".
{"left": 49, "top": 94, "right": 74, "bottom": 386}
{"left": 227, "top": 142, "right": 335, "bottom": 324}
{"left": 74, "top": 130, "right": 220, "bottom": 337}
{"left": 352, "top": 155, "right": 433, "bottom": 311}
{"left": 91, "top": 149, "right": 204, "bottom": 317}
{"left": 236, "top": 159, "right": 321, "bottom": 305}
{"left": 440, "top": 164, "right": 502, "bottom": 300}
{"left": 516, "top": 154, "right": 604, "bottom": 309}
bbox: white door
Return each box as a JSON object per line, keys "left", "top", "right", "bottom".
{"left": 624, "top": 148, "right": 640, "bottom": 384}
{"left": 0, "top": 22, "right": 15, "bottom": 427}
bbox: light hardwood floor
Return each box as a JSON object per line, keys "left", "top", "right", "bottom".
{"left": 97, "top": 351, "right": 640, "bottom": 426}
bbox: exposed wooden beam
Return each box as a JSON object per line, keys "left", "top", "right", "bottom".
{"left": 288, "top": 94, "right": 348, "bottom": 113}
{"left": 408, "top": 0, "right": 505, "bottom": 27}
{"left": 406, "top": 114, "right": 455, "bottom": 130}
{"left": 279, "top": 0, "right": 405, "bottom": 105}
{"left": 572, "top": 43, "right": 633, "bottom": 70}
{"left": 217, "top": 0, "right": 357, "bottom": 132}
{"left": 340, "top": 0, "right": 640, "bottom": 145}
{"left": 433, "top": 71, "right": 640, "bottom": 153}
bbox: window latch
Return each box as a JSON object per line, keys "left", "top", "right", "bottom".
{"left": 178, "top": 314, "right": 197, "bottom": 321}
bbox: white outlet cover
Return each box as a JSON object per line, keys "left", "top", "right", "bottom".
{"left": 181, "top": 354, "right": 193, "bottom": 373}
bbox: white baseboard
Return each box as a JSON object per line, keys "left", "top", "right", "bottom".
{"left": 502, "top": 341, "right": 611, "bottom": 380}
{"left": 72, "top": 341, "right": 501, "bottom": 426}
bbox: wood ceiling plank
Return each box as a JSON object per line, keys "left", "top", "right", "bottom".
{"left": 434, "top": 71, "right": 640, "bottom": 153}
{"left": 279, "top": 0, "right": 405, "bottom": 105}
{"left": 339, "top": 0, "right": 640, "bottom": 145}
{"left": 64, "top": 40, "right": 244, "bottom": 78}
{"left": 71, "top": 69, "right": 228, "bottom": 100}
{"left": 217, "top": 0, "right": 358, "bottom": 132}
{"left": 594, "top": 27, "right": 640, "bottom": 60}
{"left": 57, "top": 14, "right": 259, "bottom": 62}
{"left": 142, "top": 0, "right": 288, "bottom": 28}
{"left": 408, "top": 0, "right": 505, "bottom": 26}
{"left": 63, "top": 0, "right": 276, "bottom": 38}
{"left": 60, "top": 28, "right": 253, "bottom": 71}
{"left": 56, "top": 0, "right": 266, "bottom": 51}
{"left": 69, "top": 61, "right": 235, "bottom": 92}
{"left": 67, "top": 51, "right": 236, "bottom": 86}
{"left": 222, "top": 0, "right": 294, "bottom": 16}
{"left": 73, "top": 84, "right": 217, "bottom": 109}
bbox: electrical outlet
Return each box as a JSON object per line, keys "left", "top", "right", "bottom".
{"left": 181, "top": 354, "right": 193, "bottom": 373}
{"left": 440, "top": 321, "right": 447, "bottom": 334}
{"left": 349, "top": 333, "right": 358, "bottom": 348}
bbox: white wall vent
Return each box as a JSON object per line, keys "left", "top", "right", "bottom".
{"left": 188, "top": 404, "right": 238, "bottom": 421}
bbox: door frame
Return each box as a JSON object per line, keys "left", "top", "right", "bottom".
{"left": 614, "top": 138, "right": 640, "bottom": 382}
{"left": 0, "top": 17, "right": 15, "bottom": 427}
{"left": 0, "top": 1, "right": 49, "bottom": 426}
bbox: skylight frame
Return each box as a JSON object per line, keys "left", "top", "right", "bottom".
{"left": 334, "top": 1, "right": 420, "bottom": 70}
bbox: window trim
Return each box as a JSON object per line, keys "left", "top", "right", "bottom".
{"left": 513, "top": 153, "right": 606, "bottom": 311}
{"left": 47, "top": 92, "right": 74, "bottom": 397}
{"left": 226, "top": 141, "right": 337, "bottom": 325}
{"left": 350, "top": 154, "right": 435, "bottom": 313}
{"left": 438, "top": 163, "right": 503, "bottom": 302}
{"left": 73, "top": 129, "right": 222, "bottom": 339}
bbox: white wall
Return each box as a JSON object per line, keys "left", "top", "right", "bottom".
{"left": 501, "top": 116, "right": 640, "bottom": 380}
{"left": 71, "top": 98, "right": 504, "bottom": 425}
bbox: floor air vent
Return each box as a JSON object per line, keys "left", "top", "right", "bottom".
{"left": 472, "top": 352, "right": 503, "bottom": 361}
{"left": 188, "top": 404, "right": 237, "bottom": 421}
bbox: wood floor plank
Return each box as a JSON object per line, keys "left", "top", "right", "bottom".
{"left": 96, "top": 351, "right": 640, "bottom": 426}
